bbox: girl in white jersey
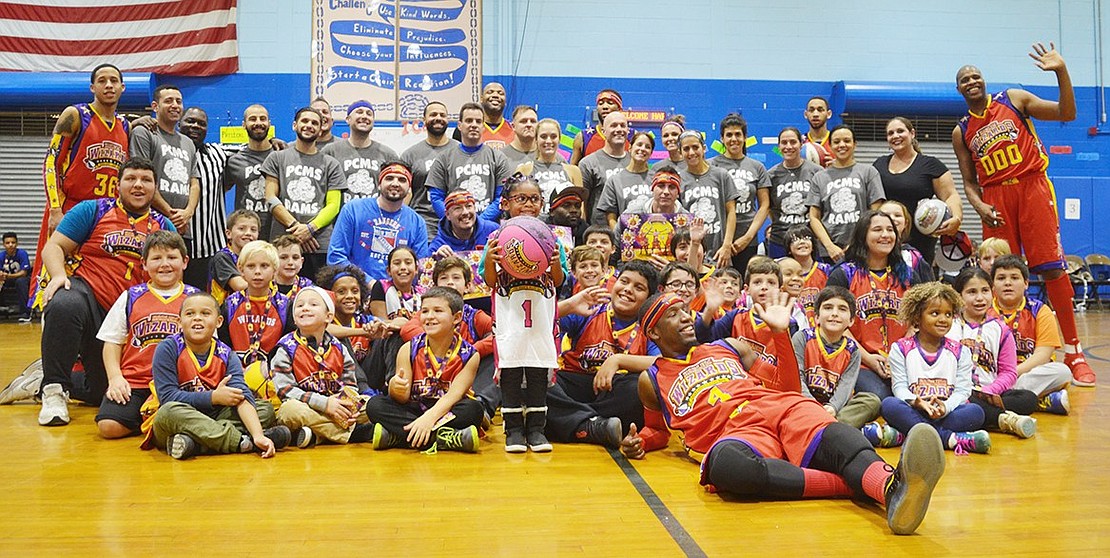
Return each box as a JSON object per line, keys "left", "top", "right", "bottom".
{"left": 482, "top": 174, "right": 564, "bottom": 453}
{"left": 947, "top": 267, "right": 1039, "bottom": 438}
{"left": 880, "top": 282, "right": 991, "bottom": 455}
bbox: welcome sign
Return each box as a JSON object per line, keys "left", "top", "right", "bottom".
{"left": 311, "top": 0, "right": 483, "bottom": 121}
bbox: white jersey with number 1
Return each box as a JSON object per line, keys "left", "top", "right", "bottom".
{"left": 492, "top": 271, "right": 558, "bottom": 369}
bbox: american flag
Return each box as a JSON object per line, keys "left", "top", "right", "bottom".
{"left": 0, "top": 0, "right": 238, "bottom": 76}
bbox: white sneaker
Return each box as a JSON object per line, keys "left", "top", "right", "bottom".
{"left": 0, "top": 359, "right": 44, "bottom": 404}
{"left": 38, "top": 383, "right": 70, "bottom": 426}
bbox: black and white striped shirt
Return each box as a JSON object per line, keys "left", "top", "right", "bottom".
{"left": 186, "top": 143, "right": 231, "bottom": 259}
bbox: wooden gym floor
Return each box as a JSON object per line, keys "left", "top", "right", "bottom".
{"left": 2, "top": 313, "right": 1109, "bottom": 557}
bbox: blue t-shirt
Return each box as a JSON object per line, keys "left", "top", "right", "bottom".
{"left": 1, "top": 248, "right": 30, "bottom": 275}
{"left": 327, "top": 198, "right": 430, "bottom": 281}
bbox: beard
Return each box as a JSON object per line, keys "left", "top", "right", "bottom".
{"left": 426, "top": 120, "right": 448, "bottom": 138}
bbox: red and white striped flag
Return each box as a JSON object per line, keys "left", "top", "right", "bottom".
{"left": 0, "top": 0, "right": 238, "bottom": 76}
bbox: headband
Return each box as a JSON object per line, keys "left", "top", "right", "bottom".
{"left": 549, "top": 189, "right": 583, "bottom": 211}
{"left": 331, "top": 271, "right": 353, "bottom": 282}
{"left": 444, "top": 190, "right": 476, "bottom": 212}
{"left": 640, "top": 293, "right": 685, "bottom": 333}
{"left": 596, "top": 90, "right": 623, "bottom": 109}
{"left": 294, "top": 286, "right": 335, "bottom": 315}
{"left": 378, "top": 162, "right": 412, "bottom": 184}
{"left": 661, "top": 120, "right": 685, "bottom": 133}
{"left": 652, "top": 170, "right": 681, "bottom": 190}
{"left": 347, "top": 100, "right": 374, "bottom": 115}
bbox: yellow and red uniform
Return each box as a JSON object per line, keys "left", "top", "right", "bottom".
{"left": 222, "top": 290, "right": 291, "bottom": 367}
{"left": 799, "top": 261, "right": 831, "bottom": 328}
{"left": 840, "top": 263, "right": 908, "bottom": 357}
{"left": 799, "top": 328, "right": 858, "bottom": 404}
{"left": 119, "top": 283, "right": 197, "bottom": 388}
{"left": 336, "top": 312, "right": 378, "bottom": 362}
{"left": 559, "top": 304, "right": 648, "bottom": 375}
{"left": 44, "top": 103, "right": 130, "bottom": 209}
{"left": 408, "top": 333, "right": 476, "bottom": 404}
{"left": 275, "top": 332, "right": 348, "bottom": 397}
{"left": 481, "top": 119, "right": 515, "bottom": 150}
{"left": 400, "top": 304, "right": 494, "bottom": 357}
{"left": 171, "top": 336, "right": 236, "bottom": 394}
{"left": 991, "top": 297, "right": 1060, "bottom": 364}
{"left": 71, "top": 198, "right": 173, "bottom": 310}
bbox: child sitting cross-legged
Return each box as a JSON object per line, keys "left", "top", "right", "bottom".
{"left": 365, "top": 287, "right": 483, "bottom": 453}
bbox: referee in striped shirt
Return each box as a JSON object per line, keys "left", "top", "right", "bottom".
{"left": 179, "top": 107, "right": 229, "bottom": 290}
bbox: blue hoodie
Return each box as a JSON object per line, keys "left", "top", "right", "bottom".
{"left": 430, "top": 216, "right": 499, "bottom": 253}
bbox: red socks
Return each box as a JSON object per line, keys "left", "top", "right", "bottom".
{"left": 861, "top": 461, "right": 893, "bottom": 505}
{"left": 1045, "top": 275, "right": 1080, "bottom": 347}
{"left": 801, "top": 468, "right": 852, "bottom": 498}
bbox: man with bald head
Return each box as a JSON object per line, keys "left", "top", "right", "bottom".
{"left": 224, "top": 104, "right": 281, "bottom": 238}
{"left": 951, "top": 42, "right": 1094, "bottom": 387}
{"left": 578, "top": 110, "right": 630, "bottom": 225}
{"left": 453, "top": 82, "right": 513, "bottom": 149}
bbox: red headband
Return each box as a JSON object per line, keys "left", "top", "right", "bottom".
{"left": 549, "top": 192, "right": 582, "bottom": 211}
{"left": 596, "top": 90, "right": 623, "bottom": 109}
{"left": 378, "top": 163, "right": 412, "bottom": 184}
{"left": 652, "top": 171, "right": 681, "bottom": 190}
{"left": 640, "top": 293, "right": 685, "bottom": 333}
{"left": 444, "top": 190, "right": 476, "bottom": 212}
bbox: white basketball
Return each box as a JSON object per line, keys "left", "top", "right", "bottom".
{"left": 914, "top": 199, "right": 951, "bottom": 235}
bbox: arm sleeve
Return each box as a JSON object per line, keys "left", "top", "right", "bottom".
{"left": 426, "top": 157, "right": 448, "bottom": 218}
{"left": 983, "top": 326, "right": 1018, "bottom": 395}
{"left": 369, "top": 281, "right": 386, "bottom": 303}
{"left": 259, "top": 150, "right": 282, "bottom": 179}
{"left": 129, "top": 126, "right": 154, "bottom": 161}
{"left": 326, "top": 204, "right": 356, "bottom": 267}
{"left": 430, "top": 187, "right": 447, "bottom": 220}
{"left": 43, "top": 133, "right": 66, "bottom": 209}
{"left": 806, "top": 172, "right": 828, "bottom": 207}
{"left": 17, "top": 251, "right": 30, "bottom": 272}
{"left": 479, "top": 183, "right": 504, "bottom": 222}
{"left": 310, "top": 189, "right": 343, "bottom": 230}
{"left": 922, "top": 155, "right": 949, "bottom": 178}
{"left": 95, "top": 292, "right": 130, "bottom": 345}
{"left": 55, "top": 200, "right": 99, "bottom": 245}
{"left": 828, "top": 348, "right": 862, "bottom": 412}
{"left": 152, "top": 339, "right": 215, "bottom": 411}
{"left": 889, "top": 343, "right": 915, "bottom": 402}
{"left": 209, "top": 252, "right": 240, "bottom": 290}
{"left": 943, "top": 346, "right": 974, "bottom": 416}
{"left": 270, "top": 345, "right": 330, "bottom": 412}
{"left": 472, "top": 310, "right": 495, "bottom": 357}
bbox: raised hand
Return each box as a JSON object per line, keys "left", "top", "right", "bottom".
{"left": 751, "top": 290, "right": 795, "bottom": 333}
{"left": 1029, "top": 42, "right": 1066, "bottom": 73}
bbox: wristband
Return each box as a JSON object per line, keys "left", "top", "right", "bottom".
{"left": 266, "top": 196, "right": 283, "bottom": 210}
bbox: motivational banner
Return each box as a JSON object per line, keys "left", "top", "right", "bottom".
{"left": 311, "top": 0, "right": 483, "bottom": 121}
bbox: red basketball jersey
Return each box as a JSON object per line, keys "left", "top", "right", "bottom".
{"left": 336, "top": 312, "right": 377, "bottom": 362}
{"left": 482, "top": 119, "right": 515, "bottom": 150}
{"left": 409, "top": 333, "right": 476, "bottom": 404}
{"left": 992, "top": 297, "right": 1047, "bottom": 364}
{"left": 120, "top": 283, "right": 198, "bottom": 387}
{"left": 275, "top": 332, "right": 349, "bottom": 396}
{"left": 223, "top": 290, "right": 291, "bottom": 367}
{"left": 958, "top": 91, "right": 1049, "bottom": 186}
{"left": 560, "top": 305, "right": 648, "bottom": 375}
{"left": 48, "top": 103, "right": 130, "bottom": 208}
{"left": 799, "top": 261, "right": 831, "bottom": 328}
{"left": 728, "top": 309, "right": 777, "bottom": 366}
{"left": 170, "top": 334, "right": 236, "bottom": 394}
{"left": 841, "top": 263, "right": 908, "bottom": 356}
{"left": 72, "top": 199, "right": 173, "bottom": 310}
{"left": 799, "top": 328, "right": 858, "bottom": 404}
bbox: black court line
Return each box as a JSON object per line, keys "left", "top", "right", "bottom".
{"left": 607, "top": 448, "right": 708, "bottom": 558}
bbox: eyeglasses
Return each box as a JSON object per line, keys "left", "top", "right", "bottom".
{"left": 665, "top": 280, "right": 698, "bottom": 291}
{"left": 507, "top": 194, "right": 543, "bottom": 205}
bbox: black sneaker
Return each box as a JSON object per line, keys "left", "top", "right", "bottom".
{"left": 260, "top": 425, "right": 291, "bottom": 451}
{"left": 168, "top": 433, "right": 201, "bottom": 460}
{"left": 436, "top": 426, "right": 479, "bottom": 453}
{"left": 372, "top": 423, "right": 406, "bottom": 450}
{"left": 885, "top": 423, "right": 945, "bottom": 535}
{"left": 580, "top": 417, "right": 622, "bottom": 448}
{"left": 292, "top": 426, "right": 317, "bottom": 448}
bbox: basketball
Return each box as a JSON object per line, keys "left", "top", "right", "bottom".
{"left": 496, "top": 216, "right": 556, "bottom": 280}
{"left": 243, "top": 360, "right": 281, "bottom": 409}
{"left": 802, "top": 142, "right": 830, "bottom": 166}
{"left": 914, "top": 198, "right": 952, "bottom": 235}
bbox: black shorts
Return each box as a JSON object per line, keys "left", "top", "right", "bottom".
{"left": 95, "top": 388, "right": 152, "bottom": 432}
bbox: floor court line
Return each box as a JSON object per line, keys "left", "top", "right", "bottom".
{"left": 607, "top": 447, "right": 708, "bottom": 558}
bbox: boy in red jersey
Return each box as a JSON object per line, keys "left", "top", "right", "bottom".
{"left": 150, "top": 292, "right": 291, "bottom": 460}
{"left": 219, "top": 240, "right": 293, "bottom": 369}
{"left": 952, "top": 42, "right": 1094, "bottom": 387}
{"left": 365, "top": 287, "right": 483, "bottom": 452}
{"left": 609, "top": 292, "right": 946, "bottom": 536}
{"left": 38, "top": 158, "right": 175, "bottom": 427}
{"left": 699, "top": 258, "right": 797, "bottom": 365}
{"left": 96, "top": 231, "right": 197, "bottom": 439}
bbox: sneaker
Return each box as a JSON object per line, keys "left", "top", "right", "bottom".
{"left": 997, "top": 411, "right": 1037, "bottom": 439}
{"left": 862, "top": 422, "right": 904, "bottom": 448}
{"left": 17, "top": 315, "right": 32, "bottom": 324}
{"left": 260, "top": 425, "right": 291, "bottom": 451}
{"left": 168, "top": 433, "right": 201, "bottom": 460}
{"left": 949, "top": 430, "right": 991, "bottom": 455}
{"left": 292, "top": 426, "right": 317, "bottom": 448}
{"left": 1065, "top": 353, "right": 1096, "bottom": 387}
{"left": 372, "top": 423, "right": 406, "bottom": 450}
{"left": 884, "top": 423, "right": 945, "bottom": 535}
{"left": 436, "top": 426, "right": 479, "bottom": 453}
{"left": 526, "top": 429, "right": 553, "bottom": 453}
{"left": 0, "top": 359, "right": 43, "bottom": 404}
{"left": 1038, "top": 390, "right": 1070, "bottom": 415}
{"left": 578, "top": 417, "right": 622, "bottom": 448}
{"left": 37, "top": 383, "right": 70, "bottom": 426}
{"left": 504, "top": 430, "right": 527, "bottom": 453}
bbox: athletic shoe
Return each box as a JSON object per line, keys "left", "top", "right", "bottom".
{"left": 504, "top": 430, "right": 527, "bottom": 453}
{"left": 884, "top": 423, "right": 945, "bottom": 535}
{"left": 37, "top": 383, "right": 69, "bottom": 426}
{"left": 17, "top": 315, "right": 32, "bottom": 324}
{"left": 1065, "top": 353, "right": 1096, "bottom": 387}
{"left": 0, "top": 359, "right": 43, "bottom": 404}
{"left": 292, "top": 426, "right": 317, "bottom": 448}
{"left": 1038, "top": 390, "right": 1070, "bottom": 415}
{"left": 578, "top": 417, "right": 622, "bottom": 448}
{"left": 259, "top": 425, "right": 291, "bottom": 452}
{"left": 168, "top": 434, "right": 201, "bottom": 460}
{"left": 862, "top": 422, "right": 904, "bottom": 448}
{"left": 949, "top": 430, "right": 991, "bottom": 455}
{"left": 997, "top": 411, "right": 1037, "bottom": 439}
{"left": 436, "top": 426, "right": 479, "bottom": 453}
{"left": 372, "top": 423, "right": 405, "bottom": 450}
